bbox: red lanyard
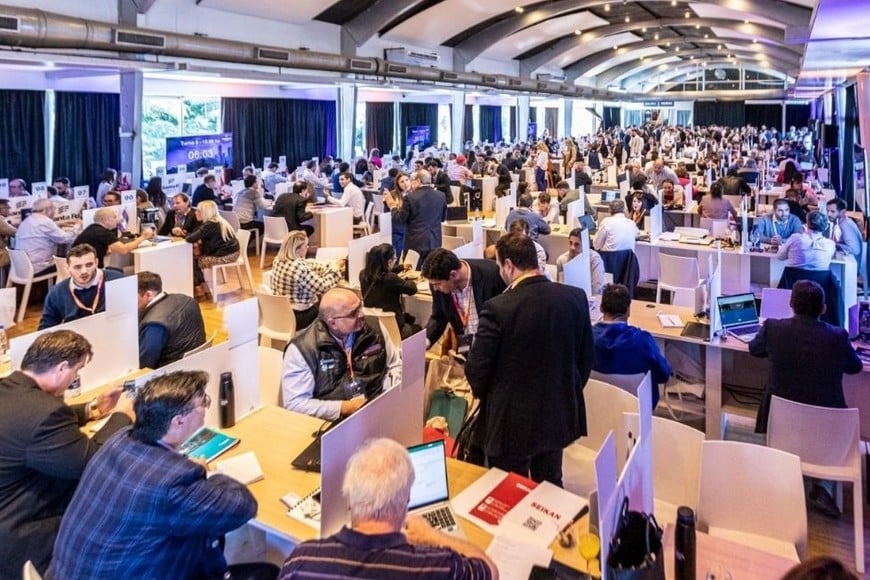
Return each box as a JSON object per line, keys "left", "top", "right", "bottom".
{"left": 68, "top": 273, "right": 104, "bottom": 315}
{"left": 452, "top": 288, "right": 472, "bottom": 327}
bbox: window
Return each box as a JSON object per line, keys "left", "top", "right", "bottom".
{"left": 624, "top": 110, "right": 642, "bottom": 127}
{"left": 677, "top": 110, "right": 692, "bottom": 126}
{"left": 355, "top": 101, "right": 366, "bottom": 157}
{"left": 141, "top": 96, "right": 221, "bottom": 180}
{"left": 501, "top": 105, "right": 511, "bottom": 142}
{"left": 437, "top": 103, "right": 451, "bottom": 148}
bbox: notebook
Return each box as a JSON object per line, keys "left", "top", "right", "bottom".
{"left": 717, "top": 293, "right": 761, "bottom": 342}
{"left": 407, "top": 440, "right": 465, "bottom": 538}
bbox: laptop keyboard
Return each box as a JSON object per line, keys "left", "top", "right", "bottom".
{"left": 731, "top": 323, "right": 760, "bottom": 335}
{"left": 422, "top": 506, "right": 456, "bottom": 529}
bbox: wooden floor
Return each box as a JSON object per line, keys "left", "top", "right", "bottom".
{"left": 8, "top": 246, "right": 869, "bottom": 575}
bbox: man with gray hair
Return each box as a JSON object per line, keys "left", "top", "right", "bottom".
{"left": 593, "top": 199, "right": 639, "bottom": 252}
{"left": 73, "top": 206, "right": 154, "bottom": 268}
{"left": 386, "top": 169, "right": 447, "bottom": 265}
{"left": 14, "top": 198, "right": 77, "bottom": 274}
{"left": 279, "top": 438, "right": 497, "bottom": 579}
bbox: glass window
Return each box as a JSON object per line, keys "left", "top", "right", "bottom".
{"left": 501, "top": 105, "right": 511, "bottom": 142}
{"left": 438, "top": 103, "right": 451, "bottom": 149}
{"left": 355, "top": 101, "right": 366, "bottom": 157}
{"left": 142, "top": 97, "right": 182, "bottom": 180}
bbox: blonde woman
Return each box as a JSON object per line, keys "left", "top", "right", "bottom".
{"left": 270, "top": 230, "right": 342, "bottom": 330}
{"left": 184, "top": 200, "right": 239, "bottom": 299}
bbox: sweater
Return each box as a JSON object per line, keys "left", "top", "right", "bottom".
{"left": 591, "top": 321, "right": 671, "bottom": 407}
{"left": 38, "top": 269, "right": 125, "bottom": 330}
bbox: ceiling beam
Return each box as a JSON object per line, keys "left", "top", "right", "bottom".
{"left": 341, "top": 0, "right": 429, "bottom": 51}
{"left": 621, "top": 57, "right": 795, "bottom": 89}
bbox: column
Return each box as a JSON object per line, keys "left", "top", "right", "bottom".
{"left": 119, "top": 71, "right": 143, "bottom": 188}
{"left": 563, "top": 99, "right": 574, "bottom": 138}
{"left": 337, "top": 84, "right": 357, "bottom": 161}
{"left": 451, "top": 90, "right": 465, "bottom": 153}
{"left": 517, "top": 95, "right": 530, "bottom": 143}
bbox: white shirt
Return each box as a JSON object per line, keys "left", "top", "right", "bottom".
{"left": 536, "top": 150, "right": 549, "bottom": 171}
{"left": 327, "top": 182, "right": 365, "bottom": 219}
{"left": 14, "top": 213, "right": 77, "bottom": 273}
{"left": 775, "top": 231, "right": 835, "bottom": 271}
{"left": 594, "top": 214, "right": 638, "bottom": 252}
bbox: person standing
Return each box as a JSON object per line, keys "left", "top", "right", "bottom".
{"left": 387, "top": 170, "right": 446, "bottom": 267}
{"left": 465, "top": 233, "right": 594, "bottom": 485}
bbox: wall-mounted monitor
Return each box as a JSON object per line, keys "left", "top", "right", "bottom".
{"left": 165, "top": 132, "right": 233, "bottom": 174}
{"left": 405, "top": 125, "right": 431, "bottom": 152}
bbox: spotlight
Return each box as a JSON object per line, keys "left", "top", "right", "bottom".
{"left": 514, "top": 6, "right": 524, "bottom": 13}
{"left": 604, "top": 3, "right": 610, "bottom": 11}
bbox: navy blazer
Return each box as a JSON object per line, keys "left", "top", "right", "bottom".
{"left": 392, "top": 185, "right": 447, "bottom": 253}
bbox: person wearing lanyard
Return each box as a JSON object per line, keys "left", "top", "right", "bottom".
{"left": 419, "top": 249, "right": 507, "bottom": 352}
{"left": 751, "top": 198, "right": 802, "bottom": 246}
{"left": 38, "top": 243, "right": 124, "bottom": 330}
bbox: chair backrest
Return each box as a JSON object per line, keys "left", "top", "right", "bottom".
{"left": 234, "top": 228, "right": 251, "bottom": 261}
{"left": 316, "top": 247, "right": 349, "bottom": 262}
{"left": 759, "top": 288, "right": 792, "bottom": 320}
{"left": 364, "top": 201, "right": 376, "bottom": 231}
{"left": 362, "top": 307, "right": 402, "bottom": 350}
{"left": 255, "top": 290, "right": 297, "bottom": 336}
{"left": 53, "top": 255, "right": 70, "bottom": 282}
{"left": 590, "top": 371, "right": 647, "bottom": 397}
{"left": 443, "top": 235, "right": 466, "bottom": 250}
{"left": 219, "top": 210, "right": 241, "bottom": 231}
{"left": 22, "top": 560, "right": 42, "bottom": 580}
{"left": 699, "top": 440, "right": 807, "bottom": 557}
{"left": 658, "top": 253, "right": 702, "bottom": 288}
{"left": 767, "top": 396, "right": 860, "bottom": 469}
{"left": 183, "top": 331, "right": 216, "bottom": 358}
{"left": 403, "top": 249, "right": 421, "bottom": 270}
{"left": 583, "top": 379, "right": 639, "bottom": 451}
{"left": 258, "top": 345, "right": 284, "bottom": 407}
{"left": 260, "top": 269, "right": 273, "bottom": 293}
{"left": 7, "top": 249, "right": 34, "bottom": 283}
{"left": 263, "top": 216, "right": 289, "bottom": 243}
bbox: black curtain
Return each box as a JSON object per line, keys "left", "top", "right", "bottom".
{"left": 54, "top": 92, "right": 120, "bottom": 194}
{"left": 222, "top": 98, "right": 336, "bottom": 176}
{"left": 462, "top": 104, "right": 473, "bottom": 145}
{"left": 744, "top": 104, "right": 781, "bottom": 131}
{"left": 509, "top": 106, "right": 516, "bottom": 143}
{"left": 842, "top": 85, "right": 857, "bottom": 206}
{"left": 603, "top": 106, "right": 621, "bottom": 130}
{"left": 0, "top": 90, "right": 45, "bottom": 188}
{"left": 479, "top": 105, "right": 502, "bottom": 143}
{"left": 545, "top": 107, "right": 558, "bottom": 138}
{"left": 693, "top": 101, "right": 746, "bottom": 127}
{"left": 365, "top": 102, "right": 394, "bottom": 156}
{"left": 785, "top": 103, "right": 811, "bottom": 131}
{"left": 399, "top": 102, "right": 437, "bottom": 156}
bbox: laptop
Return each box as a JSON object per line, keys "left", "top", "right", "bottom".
{"left": 291, "top": 419, "right": 342, "bottom": 473}
{"left": 717, "top": 293, "right": 762, "bottom": 342}
{"left": 446, "top": 206, "right": 469, "bottom": 222}
{"left": 407, "top": 440, "right": 465, "bottom": 537}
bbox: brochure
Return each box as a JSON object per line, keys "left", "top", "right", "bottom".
{"left": 178, "top": 427, "right": 240, "bottom": 462}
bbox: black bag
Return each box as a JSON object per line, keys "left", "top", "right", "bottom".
{"left": 452, "top": 406, "right": 486, "bottom": 466}
{"left": 605, "top": 497, "right": 665, "bottom": 580}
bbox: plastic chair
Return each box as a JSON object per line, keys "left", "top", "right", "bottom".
{"left": 22, "top": 561, "right": 42, "bottom": 580}
{"left": 258, "top": 345, "right": 284, "bottom": 407}
{"left": 403, "top": 249, "right": 421, "bottom": 270}
{"left": 53, "top": 256, "right": 70, "bottom": 282}
{"left": 656, "top": 253, "right": 705, "bottom": 309}
{"left": 767, "top": 396, "right": 864, "bottom": 573}
{"left": 698, "top": 440, "right": 806, "bottom": 563}
{"left": 563, "top": 379, "right": 638, "bottom": 497}
{"left": 353, "top": 202, "right": 374, "bottom": 237}
{"left": 589, "top": 371, "right": 646, "bottom": 398}
{"left": 363, "top": 307, "right": 402, "bottom": 351}
{"left": 6, "top": 249, "right": 56, "bottom": 323}
{"left": 260, "top": 269, "right": 272, "bottom": 294}
{"left": 442, "top": 235, "right": 466, "bottom": 250}
{"left": 210, "top": 229, "right": 255, "bottom": 303}
{"left": 255, "top": 290, "right": 297, "bottom": 347}
{"left": 624, "top": 413, "right": 704, "bottom": 525}
{"left": 220, "top": 210, "right": 259, "bottom": 258}
{"left": 259, "top": 216, "right": 289, "bottom": 269}
{"left": 183, "top": 330, "right": 216, "bottom": 358}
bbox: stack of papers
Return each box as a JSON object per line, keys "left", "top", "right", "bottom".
{"left": 213, "top": 451, "right": 264, "bottom": 484}
{"left": 657, "top": 314, "right": 684, "bottom": 328}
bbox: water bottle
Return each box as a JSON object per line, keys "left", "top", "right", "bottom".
{"left": 675, "top": 506, "right": 697, "bottom": 580}
{"left": 0, "top": 324, "right": 9, "bottom": 369}
{"left": 219, "top": 372, "right": 235, "bottom": 428}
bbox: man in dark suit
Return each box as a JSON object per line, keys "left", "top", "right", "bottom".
{"left": 0, "top": 330, "right": 134, "bottom": 577}
{"left": 420, "top": 249, "right": 506, "bottom": 350}
{"left": 427, "top": 159, "right": 454, "bottom": 205}
{"left": 157, "top": 193, "right": 199, "bottom": 237}
{"left": 387, "top": 170, "right": 447, "bottom": 266}
{"left": 465, "top": 233, "right": 594, "bottom": 485}
{"left": 272, "top": 181, "right": 314, "bottom": 236}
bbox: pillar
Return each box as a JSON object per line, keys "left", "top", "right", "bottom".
{"left": 337, "top": 84, "right": 357, "bottom": 161}
{"left": 119, "top": 71, "right": 143, "bottom": 188}
{"left": 451, "top": 90, "right": 465, "bottom": 153}
{"left": 517, "top": 95, "right": 530, "bottom": 143}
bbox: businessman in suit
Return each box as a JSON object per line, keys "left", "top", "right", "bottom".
{"left": 465, "top": 233, "right": 594, "bottom": 485}
{"left": 157, "top": 193, "right": 199, "bottom": 237}
{"left": 427, "top": 159, "right": 454, "bottom": 205}
{"left": 272, "top": 181, "right": 314, "bottom": 236}
{"left": 0, "top": 330, "right": 134, "bottom": 577}
{"left": 386, "top": 170, "right": 447, "bottom": 266}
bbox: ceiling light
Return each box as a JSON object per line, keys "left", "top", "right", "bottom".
{"left": 642, "top": 27, "right": 647, "bottom": 32}
{"left": 675, "top": 46, "right": 680, "bottom": 52}
{"left": 752, "top": 38, "right": 758, "bottom": 43}
{"left": 604, "top": 3, "right": 610, "bottom": 11}
{"left": 704, "top": 33, "right": 709, "bottom": 38}
{"left": 666, "top": 41, "right": 671, "bottom": 47}
{"left": 695, "top": 24, "right": 700, "bottom": 29}
{"left": 574, "top": 29, "right": 582, "bottom": 35}
{"left": 671, "top": 0, "right": 677, "bottom": 5}
{"left": 684, "top": 11, "right": 690, "bottom": 18}
{"left": 515, "top": 6, "right": 524, "bottom": 13}
{"left": 625, "top": 16, "right": 631, "bottom": 22}
{"left": 690, "top": 56, "right": 694, "bottom": 60}
{"left": 640, "top": 57, "right": 646, "bottom": 61}
{"left": 717, "top": 44, "right": 722, "bottom": 50}
{"left": 744, "top": 19, "right": 749, "bottom": 24}
{"left": 654, "top": 32, "right": 660, "bottom": 40}
{"left": 614, "top": 45, "right": 619, "bottom": 50}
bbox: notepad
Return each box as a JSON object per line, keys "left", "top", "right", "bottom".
{"left": 214, "top": 451, "right": 264, "bottom": 484}
{"left": 657, "top": 314, "right": 684, "bottom": 328}
{"left": 178, "top": 427, "right": 240, "bottom": 462}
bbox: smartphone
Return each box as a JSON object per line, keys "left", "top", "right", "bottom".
{"left": 122, "top": 379, "right": 138, "bottom": 397}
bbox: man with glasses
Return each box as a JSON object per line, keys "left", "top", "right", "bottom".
{"left": 0, "top": 330, "right": 134, "bottom": 577}
{"left": 47, "top": 370, "right": 270, "bottom": 579}
{"left": 281, "top": 287, "right": 401, "bottom": 420}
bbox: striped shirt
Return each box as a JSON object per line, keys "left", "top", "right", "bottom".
{"left": 279, "top": 527, "right": 491, "bottom": 579}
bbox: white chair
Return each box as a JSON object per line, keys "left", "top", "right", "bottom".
{"left": 220, "top": 209, "right": 259, "bottom": 258}
{"left": 363, "top": 307, "right": 402, "bottom": 351}
{"left": 22, "top": 561, "right": 42, "bottom": 580}
{"left": 624, "top": 413, "right": 705, "bottom": 525}
{"left": 403, "top": 249, "right": 421, "bottom": 270}
{"left": 563, "top": 379, "right": 638, "bottom": 497}
{"left": 260, "top": 269, "right": 272, "bottom": 294}
{"left": 589, "top": 371, "right": 647, "bottom": 398}
{"left": 442, "top": 235, "right": 466, "bottom": 250}
{"left": 259, "top": 216, "right": 289, "bottom": 269}
{"left": 53, "top": 256, "right": 70, "bottom": 282}
{"left": 255, "top": 290, "right": 297, "bottom": 347}
{"left": 698, "top": 440, "right": 806, "bottom": 563}
{"left": 449, "top": 185, "right": 461, "bottom": 206}
{"left": 209, "top": 229, "right": 255, "bottom": 303}
{"left": 656, "top": 253, "right": 705, "bottom": 310}
{"left": 353, "top": 202, "right": 374, "bottom": 237}
{"left": 767, "top": 396, "right": 864, "bottom": 573}
{"left": 6, "top": 249, "right": 55, "bottom": 323}
{"left": 258, "top": 345, "right": 284, "bottom": 407}
{"left": 183, "top": 330, "right": 216, "bottom": 358}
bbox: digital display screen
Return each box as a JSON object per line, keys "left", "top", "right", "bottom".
{"left": 165, "top": 132, "right": 233, "bottom": 173}
{"left": 406, "top": 125, "right": 431, "bottom": 151}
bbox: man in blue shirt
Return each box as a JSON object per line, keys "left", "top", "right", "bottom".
{"left": 592, "top": 283, "right": 671, "bottom": 407}
{"left": 751, "top": 199, "right": 803, "bottom": 245}
{"left": 505, "top": 193, "right": 551, "bottom": 241}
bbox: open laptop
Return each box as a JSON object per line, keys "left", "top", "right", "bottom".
{"left": 717, "top": 293, "right": 762, "bottom": 342}
{"left": 290, "top": 419, "right": 343, "bottom": 473}
{"left": 407, "top": 440, "right": 465, "bottom": 537}
{"left": 446, "top": 206, "right": 469, "bottom": 222}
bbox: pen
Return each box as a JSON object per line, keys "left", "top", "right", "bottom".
{"left": 560, "top": 504, "right": 591, "bottom": 534}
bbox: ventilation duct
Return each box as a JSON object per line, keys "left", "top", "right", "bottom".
{"left": 114, "top": 29, "right": 165, "bottom": 49}
{"left": 0, "top": 15, "right": 18, "bottom": 31}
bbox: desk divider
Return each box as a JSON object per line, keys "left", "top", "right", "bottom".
{"left": 495, "top": 196, "right": 514, "bottom": 231}
{"left": 453, "top": 242, "right": 483, "bottom": 259}
{"left": 377, "top": 210, "right": 391, "bottom": 241}
{"left": 347, "top": 233, "right": 389, "bottom": 288}
{"left": 649, "top": 202, "right": 663, "bottom": 242}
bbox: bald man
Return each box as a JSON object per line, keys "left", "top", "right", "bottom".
{"left": 280, "top": 288, "right": 401, "bottom": 420}
{"left": 73, "top": 207, "right": 154, "bottom": 268}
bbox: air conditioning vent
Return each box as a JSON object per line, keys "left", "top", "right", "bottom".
{"left": 508, "top": 79, "right": 523, "bottom": 87}
{"left": 114, "top": 29, "right": 165, "bottom": 48}
{"left": 0, "top": 16, "right": 19, "bottom": 31}
{"left": 349, "top": 58, "right": 376, "bottom": 72}
{"left": 537, "top": 82, "right": 549, "bottom": 90}
{"left": 482, "top": 75, "right": 497, "bottom": 84}
{"left": 257, "top": 48, "right": 290, "bottom": 62}
{"left": 442, "top": 72, "right": 459, "bottom": 81}
{"left": 560, "top": 84, "right": 570, "bottom": 92}
{"left": 386, "top": 63, "right": 408, "bottom": 75}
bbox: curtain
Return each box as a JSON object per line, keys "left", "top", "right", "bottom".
{"left": 545, "top": 107, "right": 558, "bottom": 137}
{"left": 842, "top": 85, "right": 857, "bottom": 205}
{"left": 0, "top": 90, "right": 45, "bottom": 188}
{"left": 509, "top": 106, "right": 516, "bottom": 143}
{"left": 603, "top": 106, "right": 621, "bottom": 130}
{"left": 462, "top": 104, "right": 473, "bottom": 145}
{"left": 54, "top": 92, "right": 120, "bottom": 194}
{"left": 365, "top": 101, "right": 394, "bottom": 156}
{"left": 785, "top": 104, "right": 811, "bottom": 131}
{"left": 744, "top": 104, "right": 781, "bottom": 131}
{"left": 479, "top": 105, "right": 502, "bottom": 144}
{"left": 398, "top": 102, "right": 437, "bottom": 157}
{"left": 222, "top": 98, "right": 336, "bottom": 176}
{"left": 693, "top": 101, "right": 746, "bottom": 127}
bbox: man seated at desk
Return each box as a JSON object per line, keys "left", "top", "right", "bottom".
{"left": 39, "top": 243, "right": 124, "bottom": 330}
{"left": 325, "top": 172, "right": 366, "bottom": 224}
{"left": 593, "top": 199, "right": 638, "bottom": 252}
{"left": 556, "top": 227, "right": 605, "bottom": 294}
{"left": 73, "top": 207, "right": 155, "bottom": 268}
{"left": 532, "top": 191, "right": 560, "bottom": 224}
{"left": 775, "top": 211, "right": 835, "bottom": 271}
{"left": 661, "top": 179, "right": 685, "bottom": 209}
{"left": 825, "top": 198, "right": 863, "bottom": 263}
{"left": 281, "top": 287, "right": 400, "bottom": 420}
{"left": 591, "top": 284, "right": 671, "bottom": 408}
{"left": 191, "top": 173, "right": 220, "bottom": 207}
{"left": 0, "top": 330, "right": 134, "bottom": 577}
{"left": 137, "top": 271, "right": 206, "bottom": 369}
{"left": 752, "top": 199, "right": 803, "bottom": 245}
{"left": 272, "top": 181, "right": 315, "bottom": 237}
{"left": 158, "top": 193, "right": 199, "bottom": 237}
{"left": 14, "top": 199, "right": 77, "bottom": 275}
{"left": 555, "top": 180, "right": 595, "bottom": 220}
{"left": 504, "top": 193, "right": 550, "bottom": 241}
{"left": 279, "top": 438, "right": 496, "bottom": 579}
{"left": 47, "top": 371, "right": 266, "bottom": 579}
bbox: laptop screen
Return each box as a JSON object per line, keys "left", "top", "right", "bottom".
{"left": 717, "top": 294, "right": 758, "bottom": 328}
{"left": 407, "top": 440, "right": 450, "bottom": 510}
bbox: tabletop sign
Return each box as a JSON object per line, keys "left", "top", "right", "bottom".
{"left": 176, "top": 164, "right": 188, "bottom": 177}
{"left": 73, "top": 185, "right": 90, "bottom": 200}
{"left": 164, "top": 174, "right": 182, "bottom": 196}
{"left": 0, "top": 179, "right": 8, "bottom": 199}
{"left": 8, "top": 195, "right": 34, "bottom": 219}
{"left": 278, "top": 155, "right": 287, "bottom": 172}
{"left": 32, "top": 182, "right": 48, "bottom": 199}
{"left": 120, "top": 190, "right": 137, "bottom": 205}
{"left": 263, "top": 157, "right": 272, "bottom": 170}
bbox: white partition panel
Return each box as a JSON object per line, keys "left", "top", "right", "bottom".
{"left": 563, "top": 253, "right": 591, "bottom": 296}
{"left": 495, "top": 196, "right": 514, "bottom": 231}
{"left": 134, "top": 241, "right": 194, "bottom": 297}
{"left": 377, "top": 211, "right": 391, "bottom": 240}
{"left": 347, "top": 233, "right": 389, "bottom": 288}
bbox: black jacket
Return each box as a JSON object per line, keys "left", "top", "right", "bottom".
{"left": 433, "top": 171, "right": 454, "bottom": 204}
{"left": 139, "top": 293, "right": 207, "bottom": 368}
{"left": 392, "top": 186, "right": 447, "bottom": 253}
{"left": 272, "top": 192, "right": 313, "bottom": 232}
{"left": 158, "top": 209, "right": 199, "bottom": 236}
{"left": 425, "top": 259, "right": 506, "bottom": 345}
{"left": 361, "top": 271, "right": 417, "bottom": 329}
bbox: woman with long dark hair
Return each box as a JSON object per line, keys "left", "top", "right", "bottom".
{"left": 384, "top": 172, "right": 411, "bottom": 256}
{"left": 145, "top": 177, "right": 167, "bottom": 210}
{"left": 359, "top": 243, "right": 420, "bottom": 338}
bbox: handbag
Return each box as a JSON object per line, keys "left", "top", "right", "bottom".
{"left": 452, "top": 406, "right": 486, "bottom": 466}
{"left": 605, "top": 497, "right": 665, "bottom": 580}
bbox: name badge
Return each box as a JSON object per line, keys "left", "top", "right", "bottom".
{"left": 457, "top": 333, "right": 474, "bottom": 355}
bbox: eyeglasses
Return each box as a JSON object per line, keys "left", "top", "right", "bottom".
{"left": 331, "top": 303, "right": 363, "bottom": 320}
